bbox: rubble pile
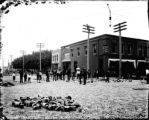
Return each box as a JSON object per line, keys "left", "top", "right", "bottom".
{"left": 0, "top": 81, "right": 14, "bottom": 87}
{"left": 12, "top": 95, "right": 81, "bottom": 112}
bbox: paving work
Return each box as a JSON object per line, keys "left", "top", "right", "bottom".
{"left": 0, "top": 75, "right": 149, "bottom": 119}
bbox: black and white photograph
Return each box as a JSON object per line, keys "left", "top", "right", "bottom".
{"left": 0, "top": 0, "right": 148, "bottom": 119}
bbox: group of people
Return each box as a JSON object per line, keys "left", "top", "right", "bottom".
{"left": 19, "top": 70, "right": 31, "bottom": 83}
{"left": 44, "top": 67, "right": 110, "bottom": 85}
{"left": 48, "top": 69, "right": 71, "bottom": 82}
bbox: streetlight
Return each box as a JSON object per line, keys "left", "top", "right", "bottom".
{"left": 107, "top": 4, "right": 112, "bottom": 27}
{"left": 82, "top": 24, "right": 95, "bottom": 71}
{"left": 113, "top": 21, "right": 127, "bottom": 80}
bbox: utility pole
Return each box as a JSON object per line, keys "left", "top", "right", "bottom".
{"left": 82, "top": 24, "right": 95, "bottom": 71}
{"left": 0, "top": 9, "right": 4, "bottom": 61}
{"left": 10, "top": 55, "right": 13, "bottom": 70}
{"left": 113, "top": 21, "right": 127, "bottom": 80}
{"left": 36, "top": 43, "right": 44, "bottom": 71}
{"left": 147, "top": 0, "right": 149, "bottom": 24}
{"left": 20, "top": 50, "right": 25, "bottom": 74}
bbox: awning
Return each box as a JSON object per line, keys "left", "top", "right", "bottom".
{"left": 62, "top": 59, "right": 71, "bottom": 62}
{"left": 108, "top": 58, "right": 136, "bottom": 68}
{"left": 137, "top": 60, "right": 149, "bottom": 64}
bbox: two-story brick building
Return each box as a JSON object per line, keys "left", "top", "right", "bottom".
{"left": 61, "top": 34, "right": 149, "bottom": 78}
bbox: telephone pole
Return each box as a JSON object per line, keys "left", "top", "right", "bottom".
{"left": 10, "top": 55, "right": 13, "bottom": 70}
{"left": 0, "top": 9, "right": 4, "bottom": 60}
{"left": 20, "top": 50, "right": 26, "bottom": 74}
{"left": 113, "top": 21, "right": 127, "bottom": 80}
{"left": 82, "top": 24, "right": 95, "bottom": 70}
{"left": 36, "top": 43, "right": 44, "bottom": 71}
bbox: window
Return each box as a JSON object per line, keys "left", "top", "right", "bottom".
{"left": 112, "top": 43, "right": 117, "bottom": 53}
{"left": 84, "top": 46, "right": 87, "bottom": 55}
{"left": 128, "top": 44, "right": 132, "bottom": 55}
{"left": 77, "top": 48, "right": 80, "bottom": 56}
{"left": 122, "top": 44, "right": 125, "bottom": 54}
{"left": 144, "top": 46, "right": 147, "bottom": 57}
{"left": 57, "top": 55, "right": 58, "bottom": 62}
{"left": 138, "top": 46, "right": 142, "bottom": 56}
{"left": 93, "top": 44, "right": 97, "bottom": 54}
{"left": 71, "top": 49, "right": 74, "bottom": 57}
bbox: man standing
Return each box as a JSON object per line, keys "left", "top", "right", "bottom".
{"left": 19, "top": 70, "right": 23, "bottom": 83}
{"left": 46, "top": 70, "right": 49, "bottom": 82}
{"left": 81, "top": 67, "right": 87, "bottom": 85}
{"left": 67, "top": 68, "right": 71, "bottom": 82}
{"left": 12, "top": 72, "right": 16, "bottom": 81}
{"left": 24, "top": 71, "right": 27, "bottom": 83}
{"left": 106, "top": 70, "right": 110, "bottom": 83}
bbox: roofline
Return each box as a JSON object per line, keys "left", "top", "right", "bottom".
{"left": 61, "top": 34, "right": 149, "bottom": 48}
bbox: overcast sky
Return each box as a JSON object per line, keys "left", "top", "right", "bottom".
{"left": 0, "top": 0, "right": 148, "bottom": 66}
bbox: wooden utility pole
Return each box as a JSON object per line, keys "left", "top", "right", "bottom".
{"left": 36, "top": 43, "right": 44, "bottom": 71}
{"left": 113, "top": 21, "right": 127, "bottom": 80}
{"left": 82, "top": 24, "right": 95, "bottom": 71}
{"left": 20, "top": 50, "right": 26, "bottom": 74}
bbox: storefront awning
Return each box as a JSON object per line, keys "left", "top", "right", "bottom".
{"left": 108, "top": 58, "right": 136, "bottom": 68}
{"left": 62, "top": 59, "right": 71, "bottom": 62}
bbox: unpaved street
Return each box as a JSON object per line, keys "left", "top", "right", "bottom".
{"left": 1, "top": 76, "right": 149, "bottom": 119}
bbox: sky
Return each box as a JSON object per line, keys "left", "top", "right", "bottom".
{"left": 0, "top": 0, "right": 149, "bottom": 67}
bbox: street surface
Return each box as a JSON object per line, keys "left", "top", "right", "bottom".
{"left": 1, "top": 75, "right": 149, "bottom": 119}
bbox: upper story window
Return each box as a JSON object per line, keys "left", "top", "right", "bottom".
{"left": 77, "top": 48, "right": 80, "bottom": 57}
{"left": 144, "top": 46, "right": 147, "bottom": 57}
{"left": 128, "top": 44, "right": 133, "bottom": 55}
{"left": 111, "top": 43, "right": 117, "bottom": 53}
{"left": 84, "top": 46, "right": 87, "bottom": 55}
{"left": 93, "top": 44, "right": 97, "bottom": 54}
{"left": 55, "top": 55, "right": 56, "bottom": 62}
{"left": 70, "top": 49, "right": 74, "bottom": 57}
{"left": 138, "top": 46, "right": 143, "bottom": 56}
{"left": 122, "top": 44, "right": 125, "bottom": 54}
{"left": 57, "top": 55, "right": 58, "bottom": 62}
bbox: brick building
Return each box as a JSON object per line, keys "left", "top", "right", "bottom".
{"left": 61, "top": 34, "right": 149, "bottom": 78}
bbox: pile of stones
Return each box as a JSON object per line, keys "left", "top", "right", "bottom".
{"left": 12, "top": 95, "right": 81, "bottom": 112}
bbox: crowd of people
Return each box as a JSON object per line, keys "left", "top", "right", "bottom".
{"left": 2, "top": 66, "right": 149, "bottom": 85}
{"left": 5, "top": 67, "right": 112, "bottom": 85}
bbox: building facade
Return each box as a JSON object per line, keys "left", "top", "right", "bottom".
{"left": 51, "top": 49, "right": 61, "bottom": 70}
{"left": 61, "top": 46, "right": 71, "bottom": 71}
{"left": 61, "top": 34, "right": 149, "bottom": 78}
